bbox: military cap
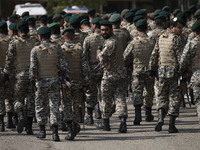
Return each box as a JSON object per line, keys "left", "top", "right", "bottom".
{"left": 183, "top": 10, "right": 191, "bottom": 18}
{"left": 173, "top": 9, "right": 181, "bottom": 17}
{"left": 80, "top": 13, "right": 89, "bottom": 19}
{"left": 88, "top": 8, "right": 96, "bottom": 15}
{"left": 9, "top": 23, "right": 17, "bottom": 31}
{"left": 64, "top": 16, "right": 71, "bottom": 22}
{"left": 0, "top": 21, "right": 7, "bottom": 28}
{"left": 37, "top": 26, "right": 51, "bottom": 35}
{"left": 22, "top": 11, "right": 30, "bottom": 18}
{"left": 62, "top": 27, "right": 75, "bottom": 35}
{"left": 69, "top": 14, "right": 80, "bottom": 25}
{"left": 47, "top": 14, "right": 53, "bottom": 21}
{"left": 10, "top": 14, "right": 18, "bottom": 20}
{"left": 48, "top": 22, "right": 60, "bottom": 29}
{"left": 135, "top": 9, "right": 147, "bottom": 16}
{"left": 153, "top": 9, "right": 162, "bottom": 17}
{"left": 99, "top": 20, "right": 112, "bottom": 27}
{"left": 162, "top": 6, "right": 170, "bottom": 12}
{"left": 124, "top": 11, "right": 134, "bottom": 19}
{"left": 136, "top": 18, "right": 147, "bottom": 28}
{"left": 159, "top": 11, "right": 170, "bottom": 17}
{"left": 189, "top": 5, "right": 197, "bottom": 13}
{"left": 80, "top": 19, "right": 89, "bottom": 25}
{"left": 192, "top": 19, "right": 200, "bottom": 31}
{"left": 121, "top": 9, "right": 129, "bottom": 17}
{"left": 172, "top": 17, "right": 186, "bottom": 26}
{"left": 155, "top": 15, "right": 167, "bottom": 22}
{"left": 129, "top": 8, "right": 137, "bottom": 14}
{"left": 64, "top": 13, "right": 72, "bottom": 18}
{"left": 133, "top": 15, "right": 144, "bottom": 23}
{"left": 91, "top": 17, "right": 102, "bottom": 24}
{"left": 26, "top": 16, "right": 36, "bottom": 22}
{"left": 59, "top": 11, "right": 66, "bottom": 16}
{"left": 109, "top": 13, "right": 121, "bottom": 23}
{"left": 177, "top": 12, "right": 187, "bottom": 23}
{"left": 38, "top": 15, "right": 47, "bottom": 21}
{"left": 53, "top": 14, "right": 62, "bottom": 22}
{"left": 195, "top": 9, "right": 200, "bottom": 18}
{"left": 109, "top": 11, "right": 118, "bottom": 19}
{"left": 17, "top": 20, "right": 28, "bottom": 29}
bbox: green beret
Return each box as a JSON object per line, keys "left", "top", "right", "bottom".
{"left": 22, "top": 16, "right": 29, "bottom": 21}
{"left": 9, "top": 23, "right": 17, "bottom": 31}
{"left": 124, "top": 11, "right": 134, "bottom": 19}
{"left": 0, "top": 21, "right": 7, "bottom": 28}
{"left": 177, "top": 12, "right": 187, "bottom": 23}
{"left": 91, "top": 17, "right": 102, "bottom": 24}
{"left": 88, "top": 8, "right": 96, "bottom": 15}
{"left": 10, "top": 14, "right": 18, "bottom": 20}
{"left": 153, "top": 9, "right": 162, "bottom": 17}
{"left": 47, "top": 14, "right": 53, "bottom": 21}
{"left": 189, "top": 5, "right": 197, "bottom": 13}
{"left": 162, "top": 6, "right": 170, "bottom": 12}
{"left": 38, "top": 15, "right": 47, "bottom": 21}
{"left": 109, "top": 11, "right": 118, "bottom": 19}
{"left": 26, "top": 16, "right": 36, "bottom": 22}
{"left": 159, "top": 11, "right": 170, "bottom": 17}
{"left": 136, "top": 18, "right": 147, "bottom": 28}
{"left": 80, "top": 19, "right": 89, "bottom": 25}
{"left": 48, "top": 22, "right": 60, "bottom": 29}
{"left": 129, "top": 8, "right": 137, "bottom": 13}
{"left": 62, "top": 27, "right": 75, "bottom": 35}
{"left": 69, "top": 14, "right": 80, "bottom": 25}
{"left": 172, "top": 17, "right": 186, "bottom": 26}
{"left": 173, "top": 9, "right": 181, "bottom": 17}
{"left": 64, "top": 16, "right": 71, "bottom": 22}
{"left": 121, "top": 9, "right": 129, "bottom": 17}
{"left": 17, "top": 20, "right": 28, "bottom": 29}
{"left": 192, "top": 20, "right": 200, "bottom": 31}
{"left": 37, "top": 26, "right": 51, "bottom": 35}
{"left": 109, "top": 14, "right": 121, "bottom": 23}
{"left": 99, "top": 20, "right": 112, "bottom": 27}
{"left": 22, "top": 11, "right": 29, "bottom": 18}
{"left": 64, "top": 13, "right": 72, "bottom": 18}
{"left": 53, "top": 14, "right": 62, "bottom": 22}
{"left": 135, "top": 9, "right": 147, "bottom": 16}
{"left": 194, "top": 9, "right": 200, "bottom": 18}
{"left": 155, "top": 15, "right": 167, "bottom": 22}
{"left": 133, "top": 15, "right": 144, "bottom": 23}
{"left": 80, "top": 13, "right": 89, "bottom": 20}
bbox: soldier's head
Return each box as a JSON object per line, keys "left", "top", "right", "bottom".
{"left": 10, "top": 14, "right": 20, "bottom": 24}
{"left": 136, "top": 19, "right": 147, "bottom": 33}
{"left": 91, "top": 17, "right": 102, "bottom": 32}
{"left": 155, "top": 15, "right": 167, "bottom": 29}
{"left": 170, "top": 17, "right": 185, "bottom": 35}
{"left": 38, "top": 15, "right": 47, "bottom": 26}
{"left": 100, "top": 20, "right": 113, "bottom": 39}
{"left": 109, "top": 13, "right": 121, "bottom": 28}
{"left": 9, "top": 23, "right": 17, "bottom": 37}
{"left": 0, "top": 22, "right": 8, "bottom": 35}
{"left": 192, "top": 20, "right": 200, "bottom": 36}
{"left": 69, "top": 14, "right": 80, "bottom": 29}
{"left": 88, "top": 8, "right": 96, "bottom": 19}
{"left": 53, "top": 14, "right": 64, "bottom": 27}
{"left": 80, "top": 19, "right": 90, "bottom": 30}
{"left": 48, "top": 22, "right": 60, "bottom": 35}
{"left": 26, "top": 16, "right": 36, "bottom": 28}
{"left": 17, "top": 20, "right": 29, "bottom": 35}
{"left": 62, "top": 27, "right": 75, "bottom": 41}
{"left": 37, "top": 26, "right": 51, "bottom": 41}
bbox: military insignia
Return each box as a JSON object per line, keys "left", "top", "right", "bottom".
{"left": 173, "top": 17, "right": 177, "bottom": 22}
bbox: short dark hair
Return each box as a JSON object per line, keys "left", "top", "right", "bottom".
{"left": 41, "top": 33, "right": 51, "bottom": 40}
{"left": 27, "top": 19, "right": 36, "bottom": 27}
{"left": 18, "top": 25, "right": 29, "bottom": 34}
{"left": 51, "top": 27, "right": 60, "bottom": 35}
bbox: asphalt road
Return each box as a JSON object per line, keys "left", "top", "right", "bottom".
{"left": 0, "top": 101, "right": 200, "bottom": 150}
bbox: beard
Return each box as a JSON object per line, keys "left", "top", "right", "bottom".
{"left": 102, "top": 33, "right": 111, "bottom": 39}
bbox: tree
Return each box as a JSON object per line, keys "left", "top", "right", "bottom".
{"left": 38, "top": 0, "right": 107, "bottom": 13}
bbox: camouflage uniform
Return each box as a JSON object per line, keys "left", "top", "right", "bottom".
{"left": 97, "top": 34, "right": 128, "bottom": 119}
{"left": 29, "top": 28, "right": 37, "bottom": 38}
{"left": 50, "top": 34, "right": 63, "bottom": 46}
{"left": 4, "top": 35, "right": 37, "bottom": 117}
{"left": 62, "top": 41, "right": 83, "bottom": 123}
{"left": 29, "top": 40, "right": 68, "bottom": 126}
{"left": 148, "top": 27, "right": 166, "bottom": 40}
{"left": 179, "top": 36, "right": 200, "bottom": 123}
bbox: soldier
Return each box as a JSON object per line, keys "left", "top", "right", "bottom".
{"left": 21, "top": 11, "right": 29, "bottom": 20}
{"left": 49, "top": 22, "right": 63, "bottom": 45}
{"left": 95, "top": 20, "right": 128, "bottom": 133}
{"left": 9, "top": 14, "right": 20, "bottom": 24}
{"left": 82, "top": 17, "right": 104, "bottom": 125}
{"left": 26, "top": 16, "right": 37, "bottom": 38}
{"left": 8, "top": 23, "right": 18, "bottom": 37}
{"left": 4, "top": 20, "right": 37, "bottom": 135}
{"left": 149, "top": 17, "right": 186, "bottom": 133}
{"left": 61, "top": 27, "right": 83, "bottom": 139}
{"left": 29, "top": 26, "right": 68, "bottom": 141}
{"left": 124, "top": 19, "right": 156, "bottom": 125}
{"left": 63, "top": 15, "right": 71, "bottom": 28}
{"left": 120, "top": 9, "right": 129, "bottom": 28}
{"left": 38, "top": 15, "right": 47, "bottom": 29}
{"left": 80, "top": 19, "right": 92, "bottom": 34}
{"left": 88, "top": 8, "right": 96, "bottom": 23}
{"left": 52, "top": 14, "right": 64, "bottom": 33}
{"left": 179, "top": 20, "right": 200, "bottom": 124}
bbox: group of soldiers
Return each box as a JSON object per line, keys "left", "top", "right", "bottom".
{"left": 0, "top": 4, "right": 200, "bottom": 142}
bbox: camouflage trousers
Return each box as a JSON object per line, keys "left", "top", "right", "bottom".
{"left": 100, "top": 67, "right": 128, "bottom": 119}
{"left": 132, "top": 73, "right": 155, "bottom": 107}
{"left": 14, "top": 72, "right": 35, "bottom": 117}
{"left": 191, "top": 70, "right": 200, "bottom": 124}
{"left": 35, "top": 78, "right": 60, "bottom": 126}
{"left": 156, "top": 77, "right": 181, "bottom": 117}
{"left": 0, "top": 67, "right": 6, "bottom": 116}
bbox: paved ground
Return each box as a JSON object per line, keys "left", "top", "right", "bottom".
{"left": 0, "top": 101, "right": 200, "bottom": 150}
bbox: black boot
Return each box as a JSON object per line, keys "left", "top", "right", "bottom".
{"left": 95, "top": 119, "right": 111, "bottom": 131}
{"left": 37, "top": 125, "right": 46, "bottom": 138}
{"left": 65, "top": 120, "right": 76, "bottom": 140}
{"left": 145, "top": 107, "right": 154, "bottom": 122}
{"left": 169, "top": 115, "right": 178, "bottom": 133}
{"left": 119, "top": 117, "right": 127, "bottom": 133}
{"left": 94, "top": 102, "right": 102, "bottom": 119}
{"left": 134, "top": 105, "right": 142, "bottom": 125}
{"left": 52, "top": 125, "right": 60, "bottom": 141}
{"left": 26, "top": 117, "right": 33, "bottom": 135}
{"left": 6, "top": 112, "right": 16, "bottom": 129}
{"left": 190, "top": 88, "right": 195, "bottom": 105}
{"left": 13, "top": 113, "right": 18, "bottom": 126}
{"left": 155, "top": 108, "right": 165, "bottom": 132}
{"left": 0, "top": 115, "right": 5, "bottom": 132}
{"left": 85, "top": 108, "right": 94, "bottom": 125}
{"left": 17, "top": 111, "right": 25, "bottom": 133}
{"left": 59, "top": 112, "right": 68, "bottom": 131}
